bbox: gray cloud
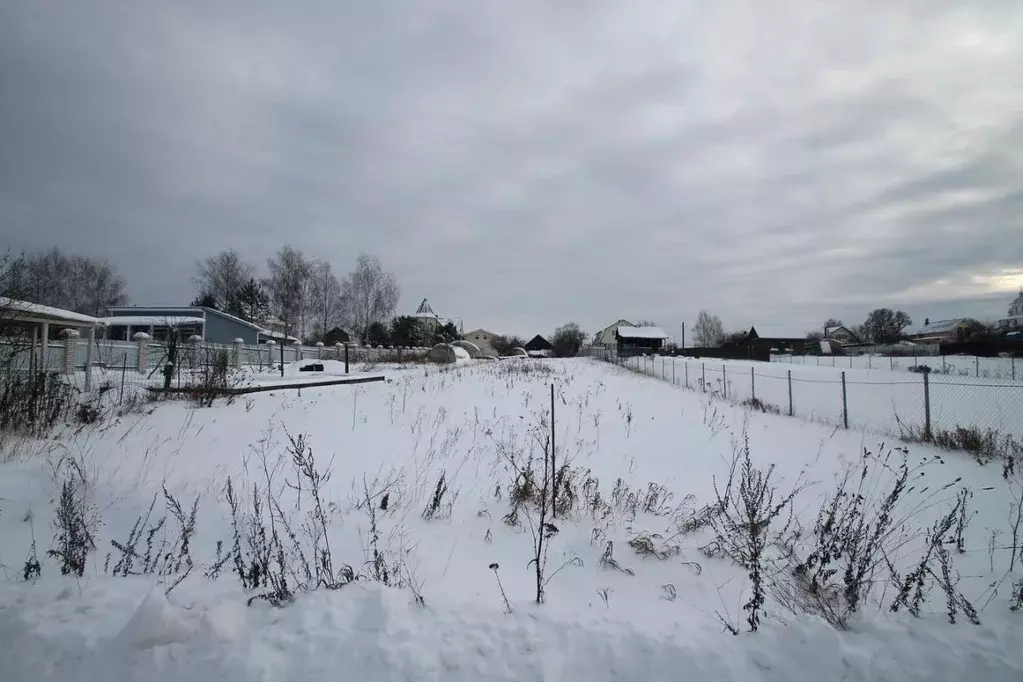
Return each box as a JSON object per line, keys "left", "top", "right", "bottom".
{"left": 2, "top": 0, "right": 1022, "bottom": 338}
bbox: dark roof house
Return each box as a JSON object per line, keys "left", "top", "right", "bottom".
{"left": 745, "top": 325, "right": 809, "bottom": 354}
{"left": 524, "top": 335, "right": 553, "bottom": 352}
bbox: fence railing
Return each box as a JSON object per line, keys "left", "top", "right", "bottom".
{"left": 772, "top": 352, "right": 1019, "bottom": 382}
{"left": 586, "top": 347, "right": 1023, "bottom": 443}
{"left": 3, "top": 337, "right": 431, "bottom": 408}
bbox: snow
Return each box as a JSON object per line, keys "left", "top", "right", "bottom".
{"left": 1, "top": 359, "right": 1021, "bottom": 680}
{"left": 0, "top": 297, "right": 100, "bottom": 326}
{"left": 2, "top": 579, "right": 1021, "bottom": 682}
{"left": 615, "top": 325, "right": 668, "bottom": 340}
{"left": 630, "top": 354, "right": 1023, "bottom": 439}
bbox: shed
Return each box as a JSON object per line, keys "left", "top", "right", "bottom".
{"left": 746, "top": 325, "right": 809, "bottom": 354}
{"left": 524, "top": 335, "right": 554, "bottom": 355}
{"left": 322, "top": 327, "right": 352, "bottom": 346}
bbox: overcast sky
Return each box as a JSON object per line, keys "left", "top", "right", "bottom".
{"left": 2, "top": 1, "right": 1021, "bottom": 339}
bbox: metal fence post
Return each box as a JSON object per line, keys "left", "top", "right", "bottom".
{"left": 787, "top": 369, "right": 793, "bottom": 416}
{"left": 890, "top": 356, "right": 894, "bottom": 371}
{"left": 344, "top": 343, "right": 350, "bottom": 374}
{"left": 685, "top": 361, "right": 689, "bottom": 388}
{"left": 942, "top": 356, "right": 946, "bottom": 374}
{"left": 751, "top": 366, "right": 755, "bottom": 400}
{"left": 923, "top": 372, "right": 932, "bottom": 441}
{"left": 722, "top": 364, "right": 727, "bottom": 398}
{"left": 841, "top": 371, "right": 848, "bottom": 429}
{"left": 976, "top": 355, "right": 980, "bottom": 378}
{"left": 868, "top": 354, "right": 871, "bottom": 370}
{"left": 672, "top": 360, "right": 675, "bottom": 385}
{"left": 119, "top": 352, "right": 127, "bottom": 404}
{"left": 702, "top": 363, "right": 706, "bottom": 392}
{"left": 1013, "top": 356, "right": 1016, "bottom": 381}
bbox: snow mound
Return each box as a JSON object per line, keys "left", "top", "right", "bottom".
{"left": 1, "top": 579, "right": 1021, "bottom": 682}
{"left": 117, "top": 591, "right": 194, "bottom": 650}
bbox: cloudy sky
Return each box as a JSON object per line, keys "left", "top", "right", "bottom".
{"left": 2, "top": 1, "right": 1021, "bottom": 339}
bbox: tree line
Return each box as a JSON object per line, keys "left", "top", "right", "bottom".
{"left": 190, "top": 247, "right": 402, "bottom": 343}
{"left": 0, "top": 245, "right": 409, "bottom": 345}
{"left": 1, "top": 248, "right": 127, "bottom": 316}
{"left": 686, "top": 308, "right": 981, "bottom": 348}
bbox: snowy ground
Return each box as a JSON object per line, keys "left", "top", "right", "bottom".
{"left": 1, "top": 359, "right": 1021, "bottom": 681}
{"left": 626, "top": 355, "right": 1023, "bottom": 440}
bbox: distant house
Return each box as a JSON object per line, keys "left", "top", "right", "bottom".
{"left": 615, "top": 326, "right": 668, "bottom": 356}
{"left": 745, "top": 325, "right": 809, "bottom": 354}
{"left": 102, "top": 306, "right": 265, "bottom": 345}
{"left": 824, "top": 325, "right": 860, "bottom": 345}
{"left": 524, "top": 335, "right": 554, "bottom": 357}
{"left": 594, "top": 319, "right": 634, "bottom": 349}
{"left": 996, "top": 290, "right": 1023, "bottom": 332}
{"left": 904, "top": 318, "right": 971, "bottom": 345}
{"left": 462, "top": 328, "right": 499, "bottom": 356}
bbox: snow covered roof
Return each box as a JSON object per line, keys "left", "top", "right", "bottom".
{"left": 0, "top": 297, "right": 100, "bottom": 326}
{"left": 616, "top": 326, "right": 668, "bottom": 340}
{"left": 749, "top": 325, "right": 808, "bottom": 340}
{"left": 259, "top": 329, "right": 300, "bottom": 342}
{"left": 100, "top": 316, "right": 204, "bottom": 327}
{"left": 905, "top": 319, "right": 966, "bottom": 336}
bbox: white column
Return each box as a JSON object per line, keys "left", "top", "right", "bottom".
{"left": 84, "top": 326, "right": 95, "bottom": 391}
{"left": 40, "top": 322, "right": 50, "bottom": 372}
{"left": 134, "top": 332, "right": 151, "bottom": 375}
{"left": 61, "top": 329, "right": 79, "bottom": 374}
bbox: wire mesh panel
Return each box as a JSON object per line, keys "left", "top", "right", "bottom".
{"left": 844, "top": 376, "right": 926, "bottom": 437}
{"left": 928, "top": 378, "right": 1023, "bottom": 441}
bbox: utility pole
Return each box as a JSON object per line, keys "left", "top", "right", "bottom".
{"left": 680, "top": 322, "right": 685, "bottom": 351}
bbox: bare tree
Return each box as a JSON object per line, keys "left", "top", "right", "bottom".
{"left": 307, "top": 258, "right": 344, "bottom": 340}
{"left": 862, "top": 308, "right": 912, "bottom": 344}
{"left": 265, "top": 245, "right": 311, "bottom": 339}
{"left": 692, "top": 310, "right": 725, "bottom": 347}
{"left": 340, "top": 254, "right": 399, "bottom": 342}
{"left": 193, "top": 250, "right": 253, "bottom": 312}
{"left": 16, "top": 247, "right": 127, "bottom": 315}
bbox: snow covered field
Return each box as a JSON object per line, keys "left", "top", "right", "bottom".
{"left": 623, "top": 355, "right": 1023, "bottom": 441}
{"left": 1, "top": 359, "right": 1021, "bottom": 681}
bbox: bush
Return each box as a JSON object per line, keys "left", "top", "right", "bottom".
{"left": 0, "top": 372, "right": 79, "bottom": 435}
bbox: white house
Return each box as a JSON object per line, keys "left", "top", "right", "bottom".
{"left": 593, "top": 319, "right": 634, "bottom": 349}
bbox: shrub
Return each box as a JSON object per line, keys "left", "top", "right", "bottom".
{"left": 0, "top": 372, "right": 79, "bottom": 436}
{"left": 47, "top": 478, "right": 95, "bottom": 577}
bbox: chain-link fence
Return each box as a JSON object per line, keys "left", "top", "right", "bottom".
{"left": 585, "top": 347, "right": 1023, "bottom": 443}
{"left": 772, "top": 352, "right": 1020, "bottom": 382}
